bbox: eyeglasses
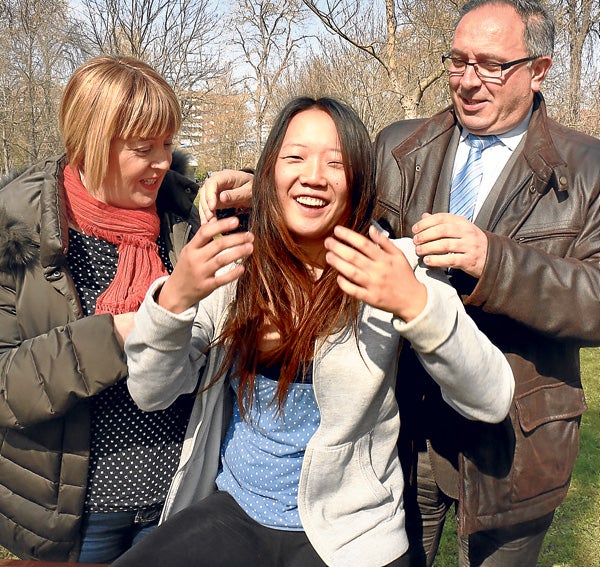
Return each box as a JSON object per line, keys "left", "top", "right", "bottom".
{"left": 441, "top": 54, "right": 538, "bottom": 80}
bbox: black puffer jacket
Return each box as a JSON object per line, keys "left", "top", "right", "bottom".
{"left": 0, "top": 154, "right": 198, "bottom": 561}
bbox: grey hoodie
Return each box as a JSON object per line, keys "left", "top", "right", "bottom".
{"left": 125, "top": 238, "right": 514, "bottom": 567}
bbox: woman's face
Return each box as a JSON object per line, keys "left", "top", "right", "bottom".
{"left": 274, "top": 108, "right": 349, "bottom": 255}
{"left": 96, "top": 135, "right": 173, "bottom": 209}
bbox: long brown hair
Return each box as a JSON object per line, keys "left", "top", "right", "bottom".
{"left": 218, "top": 97, "right": 375, "bottom": 416}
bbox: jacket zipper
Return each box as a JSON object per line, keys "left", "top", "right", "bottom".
{"left": 515, "top": 228, "right": 579, "bottom": 243}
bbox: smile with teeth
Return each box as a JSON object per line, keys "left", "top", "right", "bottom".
{"left": 141, "top": 178, "right": 159, "bottom": 186}
{"left": 295, "top": 195, "right": 327, "bottom": 207}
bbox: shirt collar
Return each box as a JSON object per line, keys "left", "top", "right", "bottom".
{"left": 460, "top": 105, "right": 533, "bottom": 151}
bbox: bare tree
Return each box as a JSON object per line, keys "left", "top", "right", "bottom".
{"left": 273, "top": 37, "right": 406, "bottom": 138}
{"left": 228, "top": 0, "right": 312, "bottom": 160}
{"left": 182, "top": 75, "right": 253, "bottom": 174}
{"left": 301, "top": 0, "right": 456, "bottom": 119}
{"left": 79, "top": 0, "right": 224, "bottom": 102}
{"left": 76, "top": 0, "right": 229, "bottom": 165}
{"left": 0, "top": 0, "right": 76, "bottom": 172}
{"left": 550, "top": 0, "right": 600, "bottom": 127}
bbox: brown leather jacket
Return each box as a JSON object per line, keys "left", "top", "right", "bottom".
{"left": 374, "top": 93, "right": 600, "bottom": 535}
{"left": 0, "top": 155, "right": 198, "bottom": 561}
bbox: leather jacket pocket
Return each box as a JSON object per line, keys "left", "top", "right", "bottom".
{"left": 514, "top": 227, "right": 579, "bottom": 256}
{"left": 512, "top": 382, "right": 586, "bottom": 502}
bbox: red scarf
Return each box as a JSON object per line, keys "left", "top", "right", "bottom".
{"left": 64, "top": 164, "right": 168, "bottom": 315}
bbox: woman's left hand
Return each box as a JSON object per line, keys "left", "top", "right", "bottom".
{"left": 324, "top": 225, "right": 427, "bottom": 322}
{"left": 113, "top": 312, "right": 136, "bottom": 348}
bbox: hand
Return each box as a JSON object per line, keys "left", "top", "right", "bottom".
{"left": 158, "top": 216, "right": 254, "bottom": 313}
{"left": 324, "top": 224, "right": 427, "bottom": 322}
{"left": 198, "top": 169, "right": 254, "bottom": 225}
{"left": 412, "top": 213, "right": 488, "bottom": 278}
{"left": 113, "top": 312, "right": 135, "bottom": 349}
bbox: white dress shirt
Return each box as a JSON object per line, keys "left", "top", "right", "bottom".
{"left": 452, "top": 107, "right": 532, "bottom": 219}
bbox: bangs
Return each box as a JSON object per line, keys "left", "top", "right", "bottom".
{"left": 117, "top": 82, "right": 181, "bottom": 140}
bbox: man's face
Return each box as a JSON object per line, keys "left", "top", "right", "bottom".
{"left": 449, "top": 4, "right": 549, "bottom": 135}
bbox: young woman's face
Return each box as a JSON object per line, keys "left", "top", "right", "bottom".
{"left": 96, "top": 135, "right": 173, "bottom": 209}
{"left": 274, "top": 108, "right": 349, "bottom": 254}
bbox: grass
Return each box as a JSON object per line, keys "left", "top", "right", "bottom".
{"left": 1, "top": 349, "right": 599, "bottom": 563}
{"left": 435, "top": 347, "right": 600, "bottom": 566}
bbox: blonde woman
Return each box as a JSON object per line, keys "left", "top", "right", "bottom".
{"left": 0, "top": 55, "right": 198, "bottom": 562}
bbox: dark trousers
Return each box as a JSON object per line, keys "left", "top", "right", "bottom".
{"left": 111, "top": 490, "right": 410, "bottom": 567}
{"left": 405, "top": 449, "right": 554, "bottom": 567}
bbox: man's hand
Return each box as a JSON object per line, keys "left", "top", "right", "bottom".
{"left": 325, "top": 225, "right": 427, "bottom": 322}
{"left": 158, "top": 216, "right": 254, "bottom": 313}
{"left": 412, "top": 213, "right": 488, "bottom": 278}
{"left": 198, "top": 169, "right": 254, "bottom": 225}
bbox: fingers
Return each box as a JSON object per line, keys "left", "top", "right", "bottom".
{"left": 412, "top": 212, "right": 459, "bottom": 239}
{"left": 219, "top": 182, "right": 253, "bottom": 208}
{"left": 324, "top": 226, "right": 383, "bottom": 288}
{"left": 198, "top": 170, "right": 254, "bottom": 224}
{"left": 186, "top": 218, "right": 254, "bottom": 273}
{"left": 329, "top": 225, "right": 381, "bottom": 259}
{"left": 368, "top": 223, "right": 401, "bottom": 255}
{"left": 411, "top": 213, "right": 487, "bottom": 277}
{"left": 326, "top": 224, "right": 406, "bottom": 267}
{"left": 190, "top": 215, "right": 241, "bottom": 246}
{"left": 158, "top": 217, "right": 254, "bottom": 313}
{"left": 324, "top": 225, "right": 426, "bottom": 320}
{"left": 325, "top": 225, "right": 410, "bottom": 281}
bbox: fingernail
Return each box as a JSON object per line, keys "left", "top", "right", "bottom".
{"left": 369, "top": 219, "right": 389, "bottom": 237}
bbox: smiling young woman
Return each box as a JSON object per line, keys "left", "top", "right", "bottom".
{"left": 111, "top": 96, "right": 514, "bottom": 567}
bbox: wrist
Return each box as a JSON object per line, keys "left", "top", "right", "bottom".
{"left": 155, "top": 279, "right": 192, "bottom": 314}
{"left": 392, "top": 282, "right": 427, "bottom": 323}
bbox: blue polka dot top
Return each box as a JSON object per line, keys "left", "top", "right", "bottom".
{"left": 216, "top": 364, "right": 320, "bottom": 530}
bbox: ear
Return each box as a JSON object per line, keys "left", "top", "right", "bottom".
{"left": 530, "top": 56, "right": 552, "bottom": 92}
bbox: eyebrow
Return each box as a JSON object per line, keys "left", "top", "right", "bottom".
{"left": 280, "top": 142, "right": 307, "bottom": 150}
{"left": 280, "top": 143, "right": 342, "bottom": 153}
{"left": 450, "top": 49, "right": 502, "bottom": 61}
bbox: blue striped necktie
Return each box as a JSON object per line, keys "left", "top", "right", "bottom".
{"left": 450, "top": 134, "right": 499, "bottom": 220}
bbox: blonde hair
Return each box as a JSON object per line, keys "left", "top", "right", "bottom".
{"left": 59, "top": 55, "right": 182, "bottom": 191}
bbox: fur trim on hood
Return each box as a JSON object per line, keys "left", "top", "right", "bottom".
{"left": 0, "top": 169, "right": 24, "bottom": 189}
{"left": 170, "top": 151, "right": 194, "bottom": 179}
{"left": 0, "top": 207, "right": 38, "bottom": 272}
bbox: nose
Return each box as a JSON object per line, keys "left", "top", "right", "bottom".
{"left": 151, "top": 147, "right": 172, "bottom": 171}
{"left": 459, "top": 64, "right": 483, "bottom": 89}
{"left": 298, "top": 157, "right": 327, "bottom": 187}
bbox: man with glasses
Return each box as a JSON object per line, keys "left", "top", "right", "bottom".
{"left": 375, "top": 0, "right": 600, "bottom": 565}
